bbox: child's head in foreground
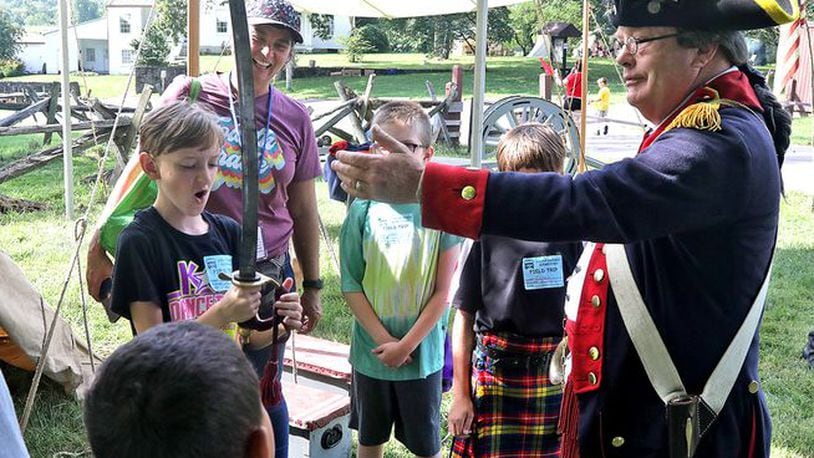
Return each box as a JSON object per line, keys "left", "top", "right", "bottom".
{"left": 597, "top": 77, "right": 608, "bottom": 87}
{"left": 371, "top": 100, "right": 435, "bottom": 163}
{"left": 83, "top": 321, "right": 273, "bottom": 458}
{"left": 496, "top": 122, "right": 566, "bottom": 174}
{"left": 137, "top": 102, "right": 225, "bottom": 218}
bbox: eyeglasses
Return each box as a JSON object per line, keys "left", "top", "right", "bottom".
{"left": 401, "top": 142, "right": 426, "bottom": 153}
{"left": 372, "top": 141, "right": 426, "bottom": 154}
{"left": 614, "top": 33, "right": 682, "bottom": 56}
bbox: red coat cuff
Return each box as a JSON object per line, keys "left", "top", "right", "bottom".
{"left": 420, "top": 162, "right": 488, "bottom": 239}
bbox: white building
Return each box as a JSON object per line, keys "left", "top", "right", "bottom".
{"left": 17, "top": 29, "right": 48, "bottom": 75}
{"left": 17, "top": 0, "right": 352, "bottom": 76}
{"left": 41, "top": 17, "right": 109, "bottom": 75}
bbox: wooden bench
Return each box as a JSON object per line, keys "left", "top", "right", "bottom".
{"left": 283, "top": 335, "right": 353, "bottom": 456}
{"left": 284, "top": 334, "right": 352, "bottom": 390}
{"left": 284, "top": 380, "right": 351, "bottom": 457}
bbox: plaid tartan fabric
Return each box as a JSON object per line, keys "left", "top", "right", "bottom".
{"left": 452, "top": 332, "right": 562, "bottom": 457}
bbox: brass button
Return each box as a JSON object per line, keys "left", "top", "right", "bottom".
{"left": 588, "top": 346, "right": 601, "bottom": 360}
{"left": 461, "top": 185, "right": 477, "bottom": 200}
{"left": 611, "top": 436, "right": 625, "bottom": 448}
{"left": 593, "top": 269, "right": 605, "bottom": 283}
{"left": 587, "top": 372, "right": 598, "bottom": 385}
{"left": 591, "top": 295, "right": 601, "bottom": 308}
{"left": 748, "top": 380, "right": 760, "bottom": 394}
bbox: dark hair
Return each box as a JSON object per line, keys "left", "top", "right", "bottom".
{"left": 84, "top": 321, "right": 262, "bottom": 458}
{"left": 497, "top": 122, "right": 566, "bottom": 173}
{"left": 677, "top": 30, "right": 791, "bottom": 174}
{"left": 140, "top": 101, "right": 224, "bottom": 157}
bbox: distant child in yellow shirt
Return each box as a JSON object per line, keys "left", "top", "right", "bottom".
{"left": 591, "top": 77, "right": 611, "bottom": 135}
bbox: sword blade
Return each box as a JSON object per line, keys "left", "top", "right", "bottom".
{"left": 228, "top": 0, "right": 259, "bottom": 282}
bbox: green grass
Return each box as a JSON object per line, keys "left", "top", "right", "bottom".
{"left": 791, "top": 116, "right": 813, "bottom": 146}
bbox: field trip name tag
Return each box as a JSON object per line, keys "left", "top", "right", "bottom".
{"left": 522, "top": 254, "right": 565, "bottom": 290}
{"left": 204, "top": 255, "right": 233, "bottom": 292}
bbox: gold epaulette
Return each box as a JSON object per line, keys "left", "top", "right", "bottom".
{"left": 663, "top": 88, "right": 748, "bottom": 134}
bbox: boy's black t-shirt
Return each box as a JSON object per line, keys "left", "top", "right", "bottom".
{"left": 111, "top": 207, "right": 241, "bottom": 323}
{"left": 452, "top": 235, "right": 583, "bottom": 337}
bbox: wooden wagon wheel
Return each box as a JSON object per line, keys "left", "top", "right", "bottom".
{"left": 480, "top": 96, "right": 596, "bottom": 175}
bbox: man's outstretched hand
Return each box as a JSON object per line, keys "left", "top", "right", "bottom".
{"left": 331, "top": 126, "right": 424, "bottom": 203}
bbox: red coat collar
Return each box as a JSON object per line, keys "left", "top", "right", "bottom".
{"left": 639, "top": 69, "right": 761, "bottom": 152}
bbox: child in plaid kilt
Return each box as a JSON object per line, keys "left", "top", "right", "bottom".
{"left": 448, "top": 123, "right": 583, "bottom": 457}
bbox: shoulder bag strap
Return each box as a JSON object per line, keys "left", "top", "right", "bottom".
{"left": 605, "top": 243, "right": 771, "bottom": 415}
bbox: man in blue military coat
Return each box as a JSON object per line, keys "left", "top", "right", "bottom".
{"left": 332, "top": 1, "right": 797, "bottom": 456}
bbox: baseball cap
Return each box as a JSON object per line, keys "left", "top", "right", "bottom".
{"left": 246, "top": 0, "right": 304, "bottom": 44}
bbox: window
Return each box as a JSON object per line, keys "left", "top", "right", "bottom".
{"left": 86, "top": 48, "right": 96, "bottom": 62}
{"left": 325, "top": 15, "right": 334, "bottom": 38}
{"left": 120, "top": 17, "right": 131, "bottom": 34}
{"left": 122, "top": 49, "right": 133, "bottom": 64}
{"left": 216, "top": 19, "right": 228, "bottom": 33}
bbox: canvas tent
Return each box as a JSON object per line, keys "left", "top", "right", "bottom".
{"left": 0, "top": 251, "right": 98, "bottom": 398}
{"left": 286, "top": 0, "right": 528, "bottom": 166}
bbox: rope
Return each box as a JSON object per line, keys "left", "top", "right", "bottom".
{"left": 73, "top": 218, "right": 96, "bottom": 374}
{"left": 19, "top": 3, "right": 160, "bottom": 434}
{"left": 318, "top": 213, "right": 341, "bottom": 276}
{"left": 588, "top": 8, "right": 646, "bottom": 131}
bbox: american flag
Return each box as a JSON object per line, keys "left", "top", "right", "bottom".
{"left": 774, "top": 0, "right": 808, "bottom": 101}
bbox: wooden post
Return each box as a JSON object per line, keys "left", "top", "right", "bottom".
{"left": 444, "top": 65, "right": 463, "bottom": 146}
{"left": 334, "top": 81, "right": 367, "bottom": 143}
{"left": 43, "top": 83, "right": 60, "bottom": 145}
{"left": 285, "top": 60, "right": 294, "bottom": 91}
{"left": 426, "top": 81, "right": 451, "bottom": 144}
{"left": 188, "top": 0, "right": 200, "bottom": 76}
{"left": 539, "top": 73, "right": 553, "bottom": 101}
{"left": 360, "top": 73, "right": 376, "bottom": 124}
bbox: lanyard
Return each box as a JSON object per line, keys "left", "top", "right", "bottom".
{"left": 227, "top": 73, "right": 274, "bottom": 151}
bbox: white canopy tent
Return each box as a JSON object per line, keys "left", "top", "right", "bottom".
{"left": 287, "top": 0, "right": 529, "bottom": 166}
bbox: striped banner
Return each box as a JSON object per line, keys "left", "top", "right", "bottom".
{"left": 775, "top": 0, "right": 807, "bottom": 99}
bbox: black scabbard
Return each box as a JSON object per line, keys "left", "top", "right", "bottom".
{"left": 666, "top": 395, "right": 701, "bottom": 458}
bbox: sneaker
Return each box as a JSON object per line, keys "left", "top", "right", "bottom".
{"left": 603, "top": 125, "right": 609, "bottom": 135}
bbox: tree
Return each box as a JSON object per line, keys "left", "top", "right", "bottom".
{"left": 309, "top": 14, "right": 334, "bottom": 40}
{"left": 75, "top": 0, "right": 103, "bottom": 23}
{"left": 509, "top": 2, "right": 540, "bottom": 55}
{"left": 340, "top": 29, "right": 374, "bottom": 63}
{"left": 0, "top": 8, "right": 23, "bottom": 61}
{"left": 131, "top": 0, "right": 187, "bottom": 66}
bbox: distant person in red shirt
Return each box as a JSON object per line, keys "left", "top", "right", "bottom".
{"left": 562, "top": 61, "right": 583, "bottom": 111}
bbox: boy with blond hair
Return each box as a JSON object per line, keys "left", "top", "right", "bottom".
{"left": 340, "top": 101, "right": 460, "bottom": 458}
{"left": 110, "top": 101, "right": 301, "bottom": 341}
{"left": 448, "top": 122, "right": 583, "bottom": 457}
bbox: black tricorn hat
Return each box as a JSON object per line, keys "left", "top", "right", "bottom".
{"left": 610, "top": 0, "right": 799, "bottom": 30}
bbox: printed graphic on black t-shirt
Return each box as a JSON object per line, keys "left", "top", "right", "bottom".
{"left": 110, "top": 207, "right": 241, "bottom": 324}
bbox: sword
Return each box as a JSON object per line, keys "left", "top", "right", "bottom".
{"left": 226, "top": 0, "right": 279, "bottom": 330}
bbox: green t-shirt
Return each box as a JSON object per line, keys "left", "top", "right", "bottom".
{"left": 340, "top": 200, "right": 460, "bottom": 381}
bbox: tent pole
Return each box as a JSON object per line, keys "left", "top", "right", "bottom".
{"left": 59, "top": 0, "right": 73, "bottom": 220}
{"left": 189, "top": 0, "right": 201, "bottom": 76}
{"left": 578, "top": 0, "right": 590, "bottom": 173}
{"left": 469, "top": 0, "right": 489, "bottom": 168}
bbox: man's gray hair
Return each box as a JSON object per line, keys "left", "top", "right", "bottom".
{"left": 676, "top": 30, "right": 749, "bottom": 65}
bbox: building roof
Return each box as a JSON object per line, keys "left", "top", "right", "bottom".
{"left": 541, "top": 22, "right": 581, "bottom": 38}
{"left": 107, "top": 0, "right": 154, "bottom": 7}
{"left": 42, "top": 17, "right": 108, "bottom": 40}
{"left": 19, "top": 33, "right": 46, "bottom": 45}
